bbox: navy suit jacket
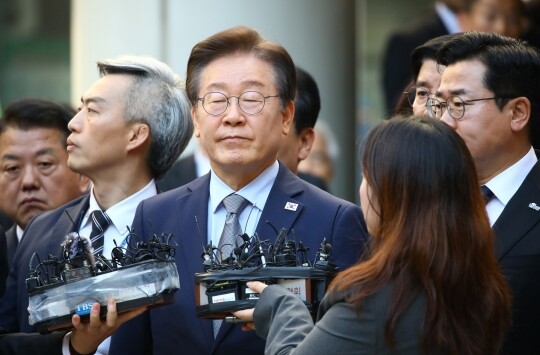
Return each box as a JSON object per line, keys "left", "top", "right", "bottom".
{"left": 5, "top": 226, "right": 18, "bottom": 271}
{"left": 0, "top": 194, "right": 90, "bottom": 332}
{"left": 0, "top": 328, "right": 65, "bottom": 355}
{"left": 0, "top": 227, "right": 7, "bottom": 298}
{"left": 494, "top": 159, "right": 540, "bottom": 354}
{"left": 0, "top": 226, "right": 16, "bottom": 299}
{"left": 110, "top": 164, "right": 368, "bottom": 355}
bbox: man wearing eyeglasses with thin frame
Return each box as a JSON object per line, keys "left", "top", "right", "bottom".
{"left": 433, "top": 31, "right": 540, "bottom": 354}
{"left": 110, "top": 26, "right": 368, "bottom": 355}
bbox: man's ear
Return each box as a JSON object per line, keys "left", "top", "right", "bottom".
{"left": 508, "top": 97, "right": 530, "bottom": 133}
{"left": 282, "top": 100, "right": 295, "bottom": 136}
{"left": 297, "top": 128, "right": 315, "bottom": 162}
{"left": 126, "top": 123, "right": 150, "bottom": 152}
{"left": 192, "top": 106, "right": 201, "bottom": 138}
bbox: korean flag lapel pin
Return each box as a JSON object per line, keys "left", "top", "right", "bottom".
{"left": 284, "top": 202, "right": 298, "bottom": 211}
{"left": 528, "top": 202, "right": 540, "bottom": 211}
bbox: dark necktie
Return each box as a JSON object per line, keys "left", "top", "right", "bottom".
{"left": 481, "top": 185, "right": 495, "bottom": 205}
{"left": 214, "top": 193, "right": 249, "bottom": 337}
{"left": 89, "top": 210, "right": 112, "bottom": 255}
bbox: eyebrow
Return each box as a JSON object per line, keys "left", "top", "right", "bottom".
{"left": 435, "top": 88, "right": 467, "bottom": 98}
{"left": 206, "top": 80, "right": 266, "bottom": 92}
{"left": 414, "top": 81, "right": 432, "bottom": 90}
{"left": 1, "top": 148, "right": 56, "bottom": 161}
{"left": 80, "top": 96, "right": 107, "bottom": 106}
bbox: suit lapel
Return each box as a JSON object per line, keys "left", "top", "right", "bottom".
{"left": 47, "top": 196, "right": 90, "bottom": 255}
{"left": 256, "top": 164, "right": 304, "bottom": 240}
{"left": 174, "top": 175, "right": 215, "bottom": 345}
{"left": 494, "top": 161, "right": 540, "bottom": 260}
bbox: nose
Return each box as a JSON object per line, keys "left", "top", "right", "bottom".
{"left": 222, "top": 97, "right": 246, "bottom": 126}
{"left": 21, "top": 165, "right": 40, "bottom": 191}
{"left": 439, "top": 110, "right": 457, "bottom": 129}
{"left": 68, "top": 110, "right": 82, "bottom": 133}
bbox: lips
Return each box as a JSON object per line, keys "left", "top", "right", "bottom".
{"left": 19, "top": 197, "right": 46, "bottom": 210}
{"left": 66, "top": 137, "right": 77, "bottom": 151}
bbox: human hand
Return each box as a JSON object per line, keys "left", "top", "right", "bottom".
{"left": 232, "top": 281, "right": 268, "bottom": 331}
{"left": 69, "top": 299, "right": 147, "bottom": 354}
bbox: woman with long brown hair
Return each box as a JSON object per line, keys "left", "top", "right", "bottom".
{"left": 235, "top": 116, "right": 511, "bottom": 354}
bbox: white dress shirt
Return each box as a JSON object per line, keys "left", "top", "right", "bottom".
{"left": 484, "top": 147, "right": 537, "bottom": 226}
{"left": 62, "top": 179, "right": 157, "bottom": 355}
{"left": 435, "top": 1, "right": 462, "bottom": 34}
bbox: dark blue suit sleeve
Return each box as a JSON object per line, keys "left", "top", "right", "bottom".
{"left": 327, "top": 203, "right": 368, "bottom": 271}
{"left": 0, "top": 329, "right": 65, "bottom": 355}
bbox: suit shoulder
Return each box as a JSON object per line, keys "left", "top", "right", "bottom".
{"left": 297, "top": 178, "right": 359, "bottom": 210}
{"left": 141, "top": 176, "right": 207, "bottom": 207}
{"left": 28, "top": 194, "right": 88, "bottom": 226}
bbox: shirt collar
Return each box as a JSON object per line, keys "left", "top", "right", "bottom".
{"left": 209, "top": 161, "right": 279, "bottom": 213}
{"left": 435, "top": 2, "right": 461, "bottom": 33}
{"left": 84, "top": 179, "right": 157, "bottom": 235}
{"left": 485, "top": 147, "right": 537, "bottom": 206}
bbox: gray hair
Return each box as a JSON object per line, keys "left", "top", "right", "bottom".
{"left": 97, "top": 55, "right": 193, "bottom": 178}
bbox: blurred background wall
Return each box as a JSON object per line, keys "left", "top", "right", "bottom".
{"left": 0, "top": 0, "right": 448, "bottom": 202}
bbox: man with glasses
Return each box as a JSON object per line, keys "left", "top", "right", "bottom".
{"left": 432, "top": 31, "right": 540, "bottom": 354}
{"left": 110, "top": 26, "right": 368, "bottom": 355}
{"left": 402, "top": 34, "right": 456, "bottom": 117}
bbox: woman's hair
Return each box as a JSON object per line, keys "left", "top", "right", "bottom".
{"left": 327, "top": 116, "right": 510, "bottom": 354}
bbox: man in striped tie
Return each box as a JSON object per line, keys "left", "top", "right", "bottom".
{"left": 0, "top": 55, "right": 193, "bottom": 354}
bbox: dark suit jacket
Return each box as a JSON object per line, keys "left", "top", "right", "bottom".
{"left": 382, "top": 8, "right": 449, "bottom": 114}
{"left": 1, "top": 227, "right": 18, "bottom": 299}
{"left": 493, "top": 159, "right": 540, "bottom": 354}
{"left": 5, "top": 226, "right": 17, "bottom": 272}
{"left": 0, "top": 328, "right": 65, "bottom": 355}
{"left": 157, "top": 154, "right": 198, "bottom": 192}
{"left": 0, "top": 194, "right": 90, "bottom": 333}
{"left": 110, "top": 164, "right": 368, "bottom": 355}
{"left": 0, "top": 227, "right": 7, "bottom": 298}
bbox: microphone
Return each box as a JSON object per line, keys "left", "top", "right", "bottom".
{"left": 314, "top": 238, "right": 338, "bottom": 272}
{"left": 272, "top": 228, "right": 288, "bottom": 259}
{"left": 196, "top": 216, "right": 215, "bottom": 271}
{"left": 316, "top": 238, "right": 332, "bottom": 261}
{"left": 62, "top": 232, "right": 96, "bottom": 268}
{"left": 297, "top": 241, "right": 310, "bottom": 267}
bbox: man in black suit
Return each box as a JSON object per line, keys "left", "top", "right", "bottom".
{"left": 0, "top": 99, "right": 90, "bottom": 296}
{"left": 382, "top": 0, "right": 463, "bottom": 113}
{"left": 433, "top": 31, "right": 540, "bottom": 354}
{"left": 0, "top": 55, "right": 193, "bottom": 352}
{"left": 158, "top": 65, "right": 328, "bottom": 192}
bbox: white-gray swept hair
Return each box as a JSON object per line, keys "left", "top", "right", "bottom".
{"left": 97, "top": 55, "right": 193, "bottom": 178}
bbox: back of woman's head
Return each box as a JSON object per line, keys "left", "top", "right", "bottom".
{"left": 329, "top": 116, "right": 510, "bottom": 354}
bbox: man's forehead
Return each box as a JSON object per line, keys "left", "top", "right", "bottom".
{"left": 437, "top": 61, "right": 487, "bottom": 96}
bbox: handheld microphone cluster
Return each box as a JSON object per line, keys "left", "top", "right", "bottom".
{"left": 194, "top": 218, "right": 340, "bottom": 321}
{"left": 26, "top": 225, "right": 180, "bottom": 334}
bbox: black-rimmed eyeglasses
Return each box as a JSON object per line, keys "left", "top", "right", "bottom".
{"left": 197, "top": 91, "right": 279, "bottom": 116}
{"left": 427, "top": 96, "right": 503, "bottom": 120}
{"left": 403, "top": 86, "right": 435, "bottom": 107}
